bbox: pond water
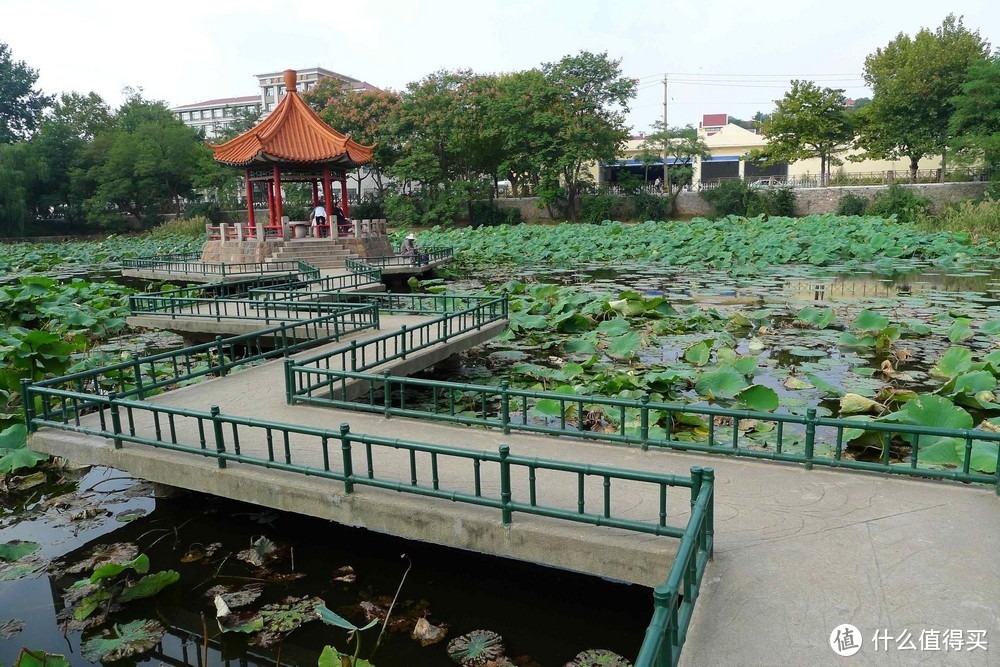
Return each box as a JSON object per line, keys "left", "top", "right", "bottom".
{"left": 1, "top": 467, "right": 649, "bottom": 666}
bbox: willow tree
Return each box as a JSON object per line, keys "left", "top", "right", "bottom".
{"left": 855, "top": 14, "right": 990, "bottom": 181}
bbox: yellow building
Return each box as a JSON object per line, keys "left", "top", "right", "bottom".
{"left": 599, "top": 114, "right": 945, "bottom": 189}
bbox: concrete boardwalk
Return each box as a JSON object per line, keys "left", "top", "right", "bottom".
{"left": 27, "top": 318, "right": 999, "bottom": 666}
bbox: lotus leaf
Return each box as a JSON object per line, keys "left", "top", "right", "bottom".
{"left": 12, "top": 649, "right": 70, "bottom": 667}
{"left": 947, "top": 318, "right": 974, "bottom": 343}
{"left": 606, "top": 332, "right": 642, "bottom": 361}
{"left": 853, "top": 310, "right": 890, "bottom": 331}
{"left": 683, "top": 340, "right": 713, "bottom": 366}
{"left": 735, "top": 385, "right": 779, "bottom": 412}
{"left": 0, "top": 540, "right": 41, "bottom": 562}
{"left": 695, "top": 368, "right": 748, "bottom": 399}
{"left": 797, "top": 306, "right": 835, "bottom": 329}
{"left": 565, "top": 648, "right": 633, "bottom": 666}
{"left": 839, "top": 394, "right": 882, "bottom": 415}
{"left": 446, "top": 629, "right": 505, "bottom": 666}
{"left": 118, "top": 570, "right": 180, "bottom": 602}
{"left": 930, "top": 347, "right": 974, "bottom": 380}
{"left": 80, "top": 619, "right": 165, "bottom": 662}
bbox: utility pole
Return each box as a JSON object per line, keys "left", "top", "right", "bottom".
{"left": 662, "top": 75, "right": 669, "bottom": 189}
{"left": 662, "top": 75, "right": 668, "bottom": 129}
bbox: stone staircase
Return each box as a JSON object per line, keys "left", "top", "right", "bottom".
{"left": 266, "top": 237, "right": 354, "bottom": 270}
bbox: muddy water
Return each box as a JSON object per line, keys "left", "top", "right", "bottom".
{"left": 0, "top": 468, "right": 650, "bottom": 666}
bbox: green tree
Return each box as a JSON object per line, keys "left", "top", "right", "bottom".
{"left": 0, "top": 42, "right": 53, "bottom": 143}
{"left": 87, "top": 91, "right": 210, "bottom": 224}
{"left": 750, "top": 80, "right": 853, "bottom": 186}
{"left": 305, "top": 84, "right": 402, "bottom": 200}
{"left": 640, "top": 123, "right": 709, "bottom": 209}
{"left": 482, "top": 69, "right": 561, "bottom": 198}
{"left": 949, "top": 53, "right": 1000, "bottom": 170}
{"left": 29, "top": 92, "right": 113, "bottom": 223}
{"left": 855, "top": 14, "right": 990, "bottom": 181}
{"left": 538, "top": 51, "right": 636, "bottom": 220}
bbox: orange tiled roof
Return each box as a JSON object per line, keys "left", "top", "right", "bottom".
{"left": 209, "top": 71, "right": 374, "bottom": 168}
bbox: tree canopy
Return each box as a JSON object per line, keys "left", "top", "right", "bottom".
{"left": 750, "top": 80, "right": 853, "bottom": 185}
{"left": 854, "top": 14, "right": 990, "bottom": 179}
{"left": 948, "top": 52, "right": 1000, "bottom": 170}
{"left": 640, "top": 122, "right": 709, "bottom": 209}
{"left": 0, "top": 42, "right": 52, "bottom": 144}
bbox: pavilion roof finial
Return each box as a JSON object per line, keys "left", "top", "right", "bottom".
{"left": 283, "top": 69, "right": 297, "bottom": 93}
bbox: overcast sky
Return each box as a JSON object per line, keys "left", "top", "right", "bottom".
{"left": 5, "top": 0, "right": 998, "bottom": 134}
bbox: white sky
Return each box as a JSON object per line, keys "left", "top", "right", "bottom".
{"left": 5, "top": 0, "right": 998, "bottom": 134}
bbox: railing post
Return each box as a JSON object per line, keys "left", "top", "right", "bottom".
{"left": 216, "top": 336, "right": 228, "bottom": 376}
{"left": 108, "top": 392, "right": 123, "bottom": 449}
{"left": 340, "top": 423, "right": 354, "bottom": 494}
{"left": 804, "top": 408, "right": 817, "bottom": 470}
{"left": 211, "top": 405, "right": 227, "bottom": 469}
{"left": 132, "top": 355, "right": 145, "bottom": 400}
{"left": 400, "top": 324, "right": 407, "bottom": 359}
{"left": 640, "top": 394, "right": 650, "bottom": 450}
{"left": 284, "top": 359, "right": 295, "bottom": 405}
{"left": 499, "top": 444, "right": 512, "bottom": 525}
{"left": 280, "top": 322, "right": 288, "bottom": 357}
{"left": 19, "top": 379, "right": 35, "bottom": 433}
{"left": 382, "top": 370, "right": 392, "bottom": 418}
{"left": 689, "top": 466, "right": 703, "bottom": 512}
{"left": 350, "top": 340, "right": 358, "bottom": 371}
{"left": 703, "top": 468, "right": 715, "bottom": 557}
{"left": 654, "top": 585, "right": 675, "bottom": 666}
{"left": 500, "top": 381, "right": 510, "bottom": 435}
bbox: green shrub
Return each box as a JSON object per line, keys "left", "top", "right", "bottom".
{"left": 701, "top": 180, "right": 750, "bottom": 217}
{"left": 469, "top": 201, "right": 522, "bottom": 227}
{"left": 385, "top": 190, "right": 466, "bottom": 227}
{"left": 579, "top": 194, "right": 619, "bottom": 223}
{"left": 150, "top": 215, "right": 209, "bottom": 239}
{"left": 866, "top": 184, "right": 932, "bottom": 223}
{"left": 183, "top": 202, "right": 228, "bottom": 224}
{"left": 837, "top": 193, "right": 869, "bottom": 216}
{"left": 764, "top": 187, "right": 797, "bottom": 217}
{"left": 922, "top": 199, "right": 1000, "bottom": 240}
{"left": 351, "top": 196, "right": 386, "bottom": 220}
{"left": 985, "top": 175, "right": 1000, "bottom": 201}
{"left": 629, "top": 192, "right": 673, "bottom": 222}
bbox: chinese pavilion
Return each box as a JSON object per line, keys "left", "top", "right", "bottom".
{"left": 209, "top": 69, "right": 375, "bottom": 236}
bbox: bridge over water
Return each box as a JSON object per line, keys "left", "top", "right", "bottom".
{"left": 23, "top": 270, "right": 1000, "bottom": 666}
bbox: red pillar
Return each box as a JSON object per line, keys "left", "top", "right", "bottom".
{"left": 245, "top": 169, "right": 255, "bottom": 228}
{"left": 273, "top": 165, "right": 284, "bottom": 223}
{"left": 323, "top": 167, "right": 333, "bottom": 218}
{"left": 340, "top": 176, "right": 349, "bottom": 218}
{"left": 312, "top": 181, "right": 319, "bottom": 207}
{"left": 267, "top": 179, "right": 275, "bottom": 225}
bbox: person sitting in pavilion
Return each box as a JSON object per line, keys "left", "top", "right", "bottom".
{"left": 333, "top": 205, "right": 353, "bottom": 235}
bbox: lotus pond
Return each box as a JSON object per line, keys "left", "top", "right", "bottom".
{"left": 1, "top": 467, "right": 648, "bottom": 666}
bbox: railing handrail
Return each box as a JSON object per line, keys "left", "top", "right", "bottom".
{"left": 294, "top": 295, "right": 508, "bottom": 371}
{"left": 287, "top": 368, "right": 1000, "bottom": 489}
{"left": 31, "top": 304, "right": 379, "bottom": 396}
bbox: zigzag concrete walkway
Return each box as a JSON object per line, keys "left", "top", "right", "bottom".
{"left": 28, "top": 315, "right": 1000, "bottom": 666}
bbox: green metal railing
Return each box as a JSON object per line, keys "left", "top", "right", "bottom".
{"left": 22, "top": 381, "right": 713, "bottom": 664}
{"left": 287, "top": 370, "right": 1000, "bottom": 491}
{"left": 121, "top": 256, "right": 319, "bottom": 280}
{"left": 128, "top": 293, "right": 377, "bottom": 323}
{"left": 246, "top": 270, "right": 385, "bottom": 301}
{"left": 290, "top": 296, "right": 508, "bottom": 384}
{"left": 24, "top": 307, "right": 378, "bottom": 422}
{"left": 345, "top": 246, "right": 454, "bottom": 272}
{"left": 635, "top": 468, "right": 714, "bottom": 667}
{"left": 248, "top": 289, "right": 500, "bottom": 315}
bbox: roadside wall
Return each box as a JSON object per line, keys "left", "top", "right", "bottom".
{"left": 495, "top": 182, "right": 987, "bottom": 221}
